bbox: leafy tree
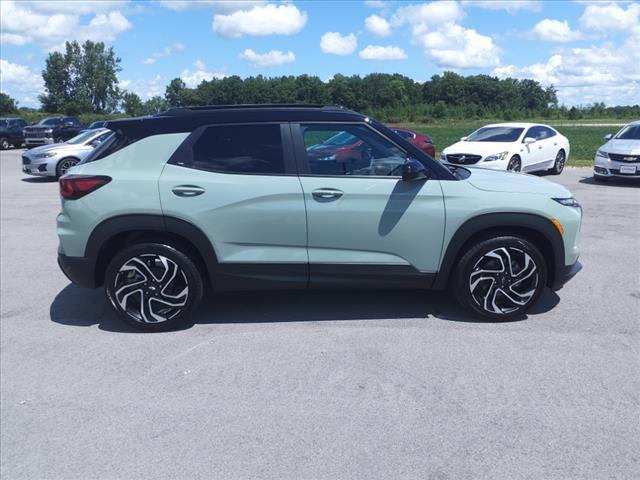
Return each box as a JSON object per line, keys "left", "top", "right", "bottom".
{"left": 40, "top": 40, "right": 121, "bottom": 114}
{"left": 121, "top": 91, "right": 145, "bottom": 116}
{"left": 0, "top": 93, "right": 18, "bottom": 114}
{"left": 142, "top": 96, "right": 168, "bottom": 115}
{"left": 165, "top": 78, "right": 188, "bottom": 107}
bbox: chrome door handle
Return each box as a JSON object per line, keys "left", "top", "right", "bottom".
{"left": 172, "top": 185, "right": 205, "bottom": 197}
{"left": 312, "top": 188, "right": 343, "bottom": 200}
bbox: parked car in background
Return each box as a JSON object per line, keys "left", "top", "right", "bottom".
{"left": 23, "top": 116, "right": 83, "bottom": 148}
{"left": 391, "top": 127, "right": 436, "bottom": 157}
{"left": 0, "top": 117, "right": 28, "bottom": 149}
{"left": 441, "top": 123, "right": 570, "bottom": 174}
{"left": 22, "top": 128, "right": 111, "bottom": 178}
{"left": 593, "top": 120, "right": 640, "bottom": 182}
{"left": 80, "top": 120, "right": 107, "bottom": 133}
{"left": 56, "top": 105, "right": 581, "bottom": 331}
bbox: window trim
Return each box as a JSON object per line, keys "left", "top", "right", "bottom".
{"left": 167, "top": 121, "right": 299, "bottom": 177}
{"left": 291, "top": 121, "right": 421, "bottom": 179}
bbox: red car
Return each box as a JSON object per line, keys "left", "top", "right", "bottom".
{"left": 390, "top": 127, "right": 436, "bottom": 158}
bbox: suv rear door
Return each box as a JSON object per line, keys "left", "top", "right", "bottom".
{"left": 158, "top": 123, "right": 308, "bottom": 289}
{"left": 292, "top": 123, "right": 446, "bottom": 286}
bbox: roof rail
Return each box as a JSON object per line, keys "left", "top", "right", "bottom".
{"left": 159, "top": 104, "right": 349, "bottom": 116}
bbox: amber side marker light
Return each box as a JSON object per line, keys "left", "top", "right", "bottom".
{"left": 551, "top": 218, "right": 565, "bottom": 236}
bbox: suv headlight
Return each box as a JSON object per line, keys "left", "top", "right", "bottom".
{"left": 34, "top": 152, "right": 58, "bottom": 159}
{"left": 440, "top": 152, "right": 446, "bottom": 161}
{"left": 483, "top": 151, "right": 509, "bottom": 162}
{"left": 595, "top": 150, "right": 608, "bottom": 159}
{"left": 553, "top": 197, "right": 581, "bottom": 208}
{"left": 317, "top": 155, "right": 336, "bottom": 161}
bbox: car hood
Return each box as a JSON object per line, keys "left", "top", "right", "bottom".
{"left": 443, "top": 141, "right": 515, "bottom": 156}
{"left": 602, "top": 139, "right": 640, "bottom": 154}
{"left": 465, "top": 167, "right": 572, "bottom": 196}
{"left": 25, "top": 143, "right": 87, "bottom": 156}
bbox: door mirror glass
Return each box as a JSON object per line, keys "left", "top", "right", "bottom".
{"left": 523, "top": 137, "right": 536, "bottom": 145}
{"left": 604, "top": 133, "right": 613, "bottom": 141}
{"left": 402, "top": 158, "right": 428, "bottom": 182}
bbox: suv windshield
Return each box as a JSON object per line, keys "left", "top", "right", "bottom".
{"left": 466, "top": 127, "right": 524, "bottom": 142}
{"left": 38, "top": 118, "right": 62, "bottom": 126}
{"left": 615, "top": 125, "right": 640, "bottom": 140}
{"left": 66, "top": 130, "right": 101, "bottom": 145}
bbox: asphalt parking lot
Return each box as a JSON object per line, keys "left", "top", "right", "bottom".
{"left": 1, "top": 148, "right": 639, "bottom": 479}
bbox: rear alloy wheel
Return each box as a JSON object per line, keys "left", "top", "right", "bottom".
{"left": 56, "top": 157, "right": 79, "bottom": 177}
{"left": 550, "top": 150, "right": 565, "bottom": 175}
{"left": 0, "top": 137, "right": 9, "bottom": 150}
{"left": 105, "top": 243, "right": 203, "bottom": 331}
{"left": 454, "top": 236, "right": 547, "bottom": 320}
{"left": 507, "top": 156, "right": 521, "bottom": 172}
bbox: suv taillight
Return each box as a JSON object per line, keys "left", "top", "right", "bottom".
{"left": 59, "top": 175, "right": 111, "bottom": 200}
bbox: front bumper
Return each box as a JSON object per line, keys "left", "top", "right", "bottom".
{"left": 594, "top": 156, "right": 640, "bottom": 179}
{"left": 551, "top": 260, "right": 582, "bottom": 291}
{"left": 58, "top": 253, "right": 98, "bottom": 289}
{"left": 21, "top": 155, "right": 57, "bottom": 177}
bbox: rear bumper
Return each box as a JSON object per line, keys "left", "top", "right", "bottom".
{"left": 58, "top": 254, "right": 98, "bottom": 289}
{"left": 551, "top": 260, "right": 582, "bottom": 290}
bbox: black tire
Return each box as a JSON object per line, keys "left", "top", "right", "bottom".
{"left": 550, "top": 149, "right": 566, "bottom": 175}
{"left": 0, "top": 137, "right": 8, "bottom": 150}
{"left": 507, "top": 155, "right": 521, "bottom": 172}
{"left": 593, "top": 174, "right": 609, "bottom": 182}
{"left": 453, "top": 235, "right": 547, "bottom": 321}
{"left": 56, "top": 157, "right": 79, "bottom": 177}
{"left": 105, "top": 243, "right": 204, "bottom": 331}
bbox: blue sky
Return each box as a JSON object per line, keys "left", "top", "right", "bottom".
{"left": 1, "top": 1, "right": 639, "bottom": 108}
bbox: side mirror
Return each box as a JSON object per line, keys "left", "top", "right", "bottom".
{"left": 89, "top": 140, "right": 101, "bottom": 148}
{"left": 460, "top": 136, "right": 468, "bottom": 141}
{"left": 402, "top": 158, "right": 428, "bottom": 182}
{"left": 523, "top": 137, "right": 536, "bottom": 145}
{"left": 604, "top": 133, "right": 613, "bottom": 141}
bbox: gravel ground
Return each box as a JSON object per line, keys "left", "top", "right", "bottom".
{"left": 1, "top": 149, "right": 639, "bottom": 480}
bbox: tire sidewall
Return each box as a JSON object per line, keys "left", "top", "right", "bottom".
{"left": 553, "top": 150, "right": 565, "bottom": 174}
{"left": 507, "top": 156, "right": 521, "bottom": 172}
{"left": 454, "top": 236, "right": 547, "bottom": 321}
{"left": 104, "top": 243, "right": 204, "bottom": 331}
{"left": 0, "top": 138, "right": 8, "bottom": 150}
{"left": 56, "top": 157, "right": 78, "bottom": 177}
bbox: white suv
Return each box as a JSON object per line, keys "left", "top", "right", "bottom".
{"left": 593, "top": 120, "right": 640, "bottom": 181}
{"left": 441, "top": 123, "right": 570, "bottom": 175}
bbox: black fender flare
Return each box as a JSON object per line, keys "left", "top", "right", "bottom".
{"left": 85, "top": 214, "right": 218, "bottom": 287}
{"left": 432, "top": 212, "right": 565, "bottom": 289}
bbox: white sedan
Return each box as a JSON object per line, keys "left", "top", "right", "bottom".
{"left": 440, "top": 123, "right": 570, "bottom": 174}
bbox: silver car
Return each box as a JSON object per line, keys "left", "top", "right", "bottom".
{"left": 593, "top": 120, "right": 640, "bottom": 181}
{"left": 21, "top": 128, "right": 112, "bottom": 178}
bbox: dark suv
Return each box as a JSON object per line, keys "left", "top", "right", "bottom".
{"left": 0, "top": 117, "right": 28, "bottom": 149}
{"left": 57, "top": 104, "right": 582, "bottom": 331}
{"left": 23, "top": 116, "right": 83, "bottom": 148}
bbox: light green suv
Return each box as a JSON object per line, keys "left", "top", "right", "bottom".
{"left": 57, "top": 105, "right": 582, "bottom": 331}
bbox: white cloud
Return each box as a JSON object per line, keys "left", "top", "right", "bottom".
{"left": 365, "top": 14, "right": 392, "bottom": 37}
{"left": 212, "top": 4, "right": 307, "bottom": 37}
{"left": 239, "top": 49, "right": 295, "bottom": 67}
{"left": 365, "top": 0, "right": 386, "bottom": 8}
{"left": 391, "top": 1, "right": 463, "bottom": 29}
{"left": 160, "top": 1, "right": 265, "bottom": 12}
{"left": 180, "top": 61, "right": 226, "bottom": 87}
{"left": 320, "top": 32, "right": 358, "bottom": 55}
{"left": 532, "top": 19, "right": 581, "bottom": 42}
{"left": 494, "top": 36, "right": 640, "bottom": 105}
{"left": 461, "top": 0, "right": 541, "bottom": 13}
{"left": 142, "top": 42, "right": 186, "bottom": 64}
{"left": 580, "top": 2, "right": 640, "bottom": 32}
{"left": 0, "top": 58, "right": 44, "bottom": 107}
{"left": 118, "top": 74, "right": 165, "bottom": 100}
{"left": 0, "top": 1, "right": 131, "bottom": 50}
{"left": 418, "top": 23, "right": 500, "bottom": 68}
{"left": 359, "top": 45, "right": 407, "bottom": 60}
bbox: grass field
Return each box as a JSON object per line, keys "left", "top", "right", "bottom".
{"left": 398, "top": 123, "right": 625, "bottom": 167}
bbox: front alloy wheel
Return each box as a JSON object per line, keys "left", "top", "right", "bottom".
{"left": 507, "top": 156, "right": 521, "bottom": 172}
{"left": 551, "top": 150, "right": 565, "bottom": 175}
{"left": 56, "top": 158, "right": 78, "bottom": 177}
{"left": 105, "top": 243, "right": 203, "bottom": 331}
{"left": 454, "top": 236, "right": 547, "bottom": 320}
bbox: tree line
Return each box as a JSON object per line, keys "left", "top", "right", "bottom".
{"left": 1, "top": 40, "right": 638, "bottom": 122}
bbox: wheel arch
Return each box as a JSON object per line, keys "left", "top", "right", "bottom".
{"left": 433, "top": 213, "right": 564, "bottom": 290}
{"left": 86, "top": 214, "right": 218, "bottom": 288}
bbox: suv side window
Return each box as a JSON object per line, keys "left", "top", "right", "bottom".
{"left": 191, "top": 124, "right": 285, "bottom": 175}
{"left": 64, "top": 117, "right": 81, "bottom": 127}
{"left": 301, "top": 124, "right": 407, "bottom": 177}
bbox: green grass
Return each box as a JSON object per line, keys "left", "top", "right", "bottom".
{"left": 396, "top": 122, "right": 621, "bottom": 167}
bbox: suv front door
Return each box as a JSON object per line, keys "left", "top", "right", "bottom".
{"left": 293, "top": 123, "right": 445, "bottom": 286}
{"left": 158, "top": 123, "right": 308, "bottom": 289}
